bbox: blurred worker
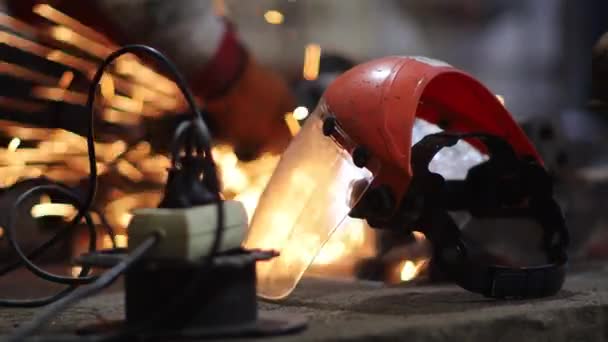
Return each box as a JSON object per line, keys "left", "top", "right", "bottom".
{"left": 9, "top": 0, "right": 294, "bottom": 160}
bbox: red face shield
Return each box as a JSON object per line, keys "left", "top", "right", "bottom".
{"left": 245, "top": 56, "right": 567, "bottom": 300}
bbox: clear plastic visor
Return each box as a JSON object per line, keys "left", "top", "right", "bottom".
{"left": 243, "top": 103, "right": 377, "bottom": 299}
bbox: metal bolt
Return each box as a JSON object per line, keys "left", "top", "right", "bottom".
{"left": 322, "top": 116, "right": 337, "bottom": 136}
{"left": 352, "top": 146, "right": 370, "bottom": 168}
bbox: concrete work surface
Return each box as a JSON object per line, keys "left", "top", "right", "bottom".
{"left": 1, "top": 263, "right": 607, "bottom": 341}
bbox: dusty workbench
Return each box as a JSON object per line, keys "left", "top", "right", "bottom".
{"left": 1, "top": 263, "right": 607, "bottom": 341}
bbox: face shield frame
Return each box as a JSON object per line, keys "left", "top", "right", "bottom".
{"left": 353, "top": 131, "right": 568, "bottom": 299}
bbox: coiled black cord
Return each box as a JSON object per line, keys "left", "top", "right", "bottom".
{"left": 1, "top": 44, "right": 224, "bottom": 338}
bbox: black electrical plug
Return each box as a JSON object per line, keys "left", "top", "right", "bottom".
{"left": 158, "top": 155, "right": 218, "bottom": 209}
{"left": 158, "top": 116, "right": 221, "bottom": 209}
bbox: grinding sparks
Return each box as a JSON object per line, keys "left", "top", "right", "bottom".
{"left": 120, "top": 213, "right": 134, "bottom": 228}
{"left": 0, "top": 61, "right": 56, "bottom": 85}
{"left": 400, "top": 259, "right": 429, "bottom": 282}
{"left": 1, "top": 4, "right": 393, "bottom": 289}
{"left": 31, "top": 86, "right": 87, "bottom": 105}
{"left": 7, "top": 137, "right": 21, "bottom": 152}
{"left": 412, "top": 230, "right": 426, "bottom": 241}
{"left": 400, "top": 261, "right": 418, "bottom": 281}
{"left": 102, "top": 235, "right": 114, "bottom": 249}
{"left": 71, "top": 266, "right": 82, "bottom": 277}
{"left": 57, "top": 71, "right": 74, "bottom": 89}
{"left": 116, "top": 160, "right": 144, "bottom": 182}
{"left": 303, "top": 44, "right": 321, "bottom": 81}
{"left": 264, "top": 10, "right": 284, "bottom": 25}
{"left": 114, "top": 234, "right": 128, "bottom": 248}
{"left": 399, "top": 231, "right": 429, "bottom": 282}
{"left": 293, "top": 106, "right": 309, "bottom": 120}
{"left": 33, "top": 4, "right": 112, "bottom": 45}
{"left": 313, "top": 219, "right": 367, "bottom": 266}
{"left": 31, "top": 203, "right": 77, "bottom": 219}
{"left": 284, "top": 113, "right": 301, "bottom": 136}
{"left": 314, "top": 242, "right": 346, "bottom": 265}
{"left": 49, "top": 25, "right": 110, "bottom": 58}
{"left": 50, "top": 25, "right": 73, "bottom": 42}
{"left": 31, "top": 194, "right": 77, "bottom": 220}
{"left": 100, "top": 74, "right": 115, "bottom": 99}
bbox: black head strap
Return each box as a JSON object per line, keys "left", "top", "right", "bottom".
{"left": 406, "top": 132, "right": 568, "bottom": 298}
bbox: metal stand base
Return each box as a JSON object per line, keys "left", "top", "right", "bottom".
{"left": 77, "top": 249, "right": 307, "bottom": 339}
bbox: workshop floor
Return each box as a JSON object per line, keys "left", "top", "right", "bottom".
{"left": 1, "top": 263, "right": 607, "bottom": 341}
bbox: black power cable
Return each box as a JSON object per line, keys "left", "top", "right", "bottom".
{"left": 0, "top": 184, "right": 98, "bottom": 306}
{"left": 7, "top": 233, "right": 161, "bottom": 342}
{"left": 7, "top": 185, "right": 98, "bottom": 285}
{"left": 2, "top": 44, "right": 225, "bottom": 339}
